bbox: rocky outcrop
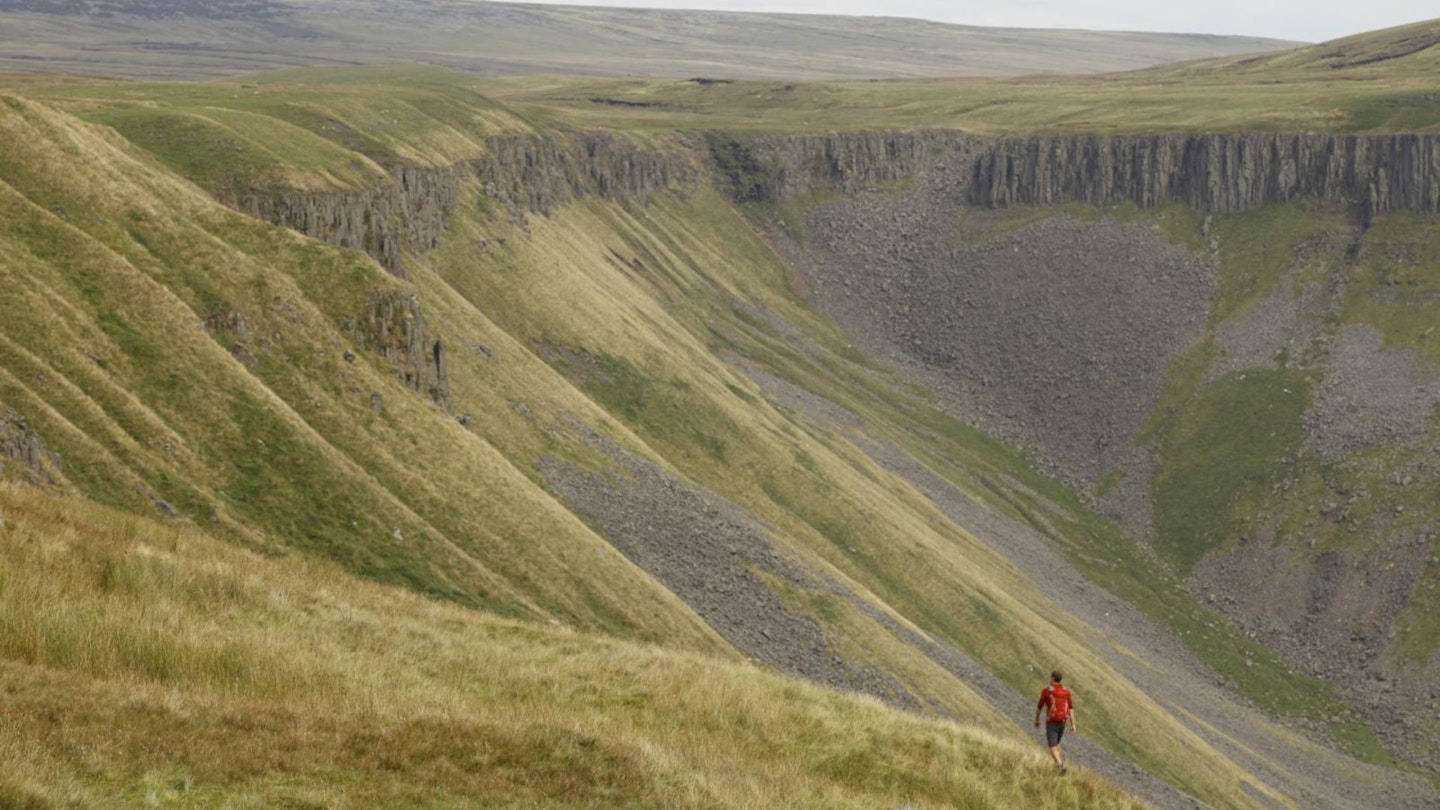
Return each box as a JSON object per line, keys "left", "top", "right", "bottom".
{"left": 479, "top": 132, "right": 697, "bottom": 216}
{"left": 222, "top": 133, "right": 697, "bottom": 278}
{"left": 705, "top": 130, "right": 969, "bottom": 203}
{"left": 346, "top": 293, "right": 450, "bottom": 412}
{"left": 712, "top": 130, "right": 1440, "bottom": 220}
{"left": 220, "top": 164, "right": 463, "bottom": 279}
{"left": 0, "top": 408, "right": 59, "bottom": 485}
{"left": 971, "top": 133, "right": 1440, "bottom": 219}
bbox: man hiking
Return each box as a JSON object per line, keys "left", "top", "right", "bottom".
{"left": 1034, "top": 670, "right": 1076, "bottom": 773}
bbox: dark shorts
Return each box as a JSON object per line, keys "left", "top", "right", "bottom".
{"left": 1045, "top": 722, "right": 1067, "bottom": 748}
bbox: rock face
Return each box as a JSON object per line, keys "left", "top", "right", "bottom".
{"left": 346, "top": 292, "right": 451, "bottom": 412}
{"left": 229, "top": 129, "right": 1440, "bottom": 281}
{"left": 479, "top": 132, "right": 697, "bottom": 217}
{"left": 716, "top": 130, "right": 1440, "bottom": 220}
{"left": 220, "top": 164, "right": 464, "bottom": 279}
{"left": 223, "top": 133, "right": 697, "bottom": 278}
{"left": 970, "top": 134, "right": 1440, "bottom": 219}
{"left": 706, "top": 130, "right": 966, "bottom": 202}
{"left": 0, "top": 408, "right": 59, "bottom": 485}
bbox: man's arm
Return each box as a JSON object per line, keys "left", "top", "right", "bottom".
{"left": 1034, "top": 690, "right": 1047, "bottom": 727}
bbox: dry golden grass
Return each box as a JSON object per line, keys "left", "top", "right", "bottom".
{"left": 0, "top": 91, "right": 728, "bottom": 648}
{"left": 416, "top": 185, "right": 1306, "bottom": 809}
{"left": 0, "top": 483, "right": 1147, "bottom": 808}
{"left": 0, "top": 64, "right": 1424, "bottom": 807}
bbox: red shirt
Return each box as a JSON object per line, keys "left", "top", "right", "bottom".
{"left": 1038, "top": 684, "right": 1073, "bottom": 723}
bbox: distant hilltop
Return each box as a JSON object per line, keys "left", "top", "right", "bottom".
{"left": 0, "top": 0, "right": 1301, "bottom": 80}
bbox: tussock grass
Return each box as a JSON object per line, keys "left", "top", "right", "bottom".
{"left": 0, "top": 91, "right": 729, "bottom": 650}
{"left": 0, "top": 483, "right": 1144, "bottom": 808}
{"left": 1, "top": 68, "right": 1426, "bottom": 805}
{"left": 417, "top": 183, "right": 1307, "bottom": 808}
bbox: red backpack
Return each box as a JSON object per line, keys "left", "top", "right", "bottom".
{"left": 1046, "top": 685, "right": 1072, "bottom": 723}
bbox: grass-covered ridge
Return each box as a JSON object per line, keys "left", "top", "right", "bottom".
{"left": 0, "top": 0, "right": 1297, "bottom": 83}
{"left": 474, "top": 18, "right": 1440, "bottom": 135}
{"left": 0, "top": 89, "right": 720, "bottom": 643}
{"left": 4, "top": 29, "right": 1438, "bottom": 805}
{"left": 0, "top": 87, "right": 1276, "bottom": 808}
{"left": 6, "top": 18, "right": 1438, "bottom": 167}
{"left": 0, "top": 483, "right": 1146, "bottom": 809}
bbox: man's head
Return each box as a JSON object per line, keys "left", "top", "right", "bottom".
{"left": 1051, "top": 670, "right": 1063, "bottom": 684}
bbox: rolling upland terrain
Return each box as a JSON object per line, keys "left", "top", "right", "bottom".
{"left": 1, "top": 6, "right": 1439, "bottom": 809}
{"left": 0, "top": 0, "right": 1298, "bottom": 80}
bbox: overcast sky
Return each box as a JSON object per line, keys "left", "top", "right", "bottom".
{"left": 493, "top": 1, "right": 1436, "bottom": 43}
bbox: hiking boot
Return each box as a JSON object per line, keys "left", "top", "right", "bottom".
{"left": 1058, "top": 763, "right": 1067, "bottom": 775}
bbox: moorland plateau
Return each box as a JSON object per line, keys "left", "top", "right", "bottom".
{"left": 1, "top": 5, "right": 1439, "bottom": 809}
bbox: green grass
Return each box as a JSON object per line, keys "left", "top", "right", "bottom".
{"left": 476, "top": 19, "right": 1440, "bottom": 135}
{"left": 0, "top": 483, "right": 1148, "bottom": 809}
{"left": 1209, "top": 203, "right": 1352, "bottom": 323}
{"left": 3, "top": 53, "right": 1434, "bottom": 805}
{"left": 1347, "top": 210, "right": 1440, "bottom": 364}
{"left": 569, "top": 350, "right": 735, "bottom": 463}
{"left": 1153, "top": 369, "right": 1312, "bottom": 571}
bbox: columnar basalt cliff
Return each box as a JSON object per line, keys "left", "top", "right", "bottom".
{"left": 0, "top": 408, "right": 59, "bottom": 485}
{"left": 225, "top": 129, "right": 1440, "bottom": 276}
{"left": 346, "top": 293, "right": 451, "bottom": 412}
{"left": 705, "top": 130, "right": 969, "bottom": 202}
{"left": 707, "top": 130, "right": 1440, "bottom": 219}
{"left": 970, "top": 133, "right": 1440, "bottom": 218}
{"left": 221, "top": 164, "right": 464, "bottom": 279}
{"left": 221, "top": 132, "right": 699, "bottom": 279}
{"left": 478, "top": 133, "right": 698, "bottom": 216}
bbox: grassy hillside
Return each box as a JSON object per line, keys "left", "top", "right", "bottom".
{"left": 0, "top": 89, "right": 719, "bottom": 642}
{"left": 0, "top": 483, "right": 1146, "bottom": 808}
{"left": 479, "top": 18, "right": 1440, "bottom": 134}
{"left": 3, "top": 31, "right": 1439, "bottom": 807}
{"left": 0, "top": 0, "right": 1296, "bottom": 81}
{"left": 0, "top": 84, "right": 1276, "bottom": 809}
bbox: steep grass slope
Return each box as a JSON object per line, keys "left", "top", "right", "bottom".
{"left": 4, "top": 48, "right": 1439, "bottom": 808}
{"left": 0, "top": 84, "right": 1192, "bottom": 805}
{"left": 0, "top": 483, "right": 1147, "bottom": 808}
{"left": 0, "top": 90, "right": 720, "bottom": 642}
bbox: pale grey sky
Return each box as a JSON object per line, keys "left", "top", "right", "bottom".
{"left": 492, "top": 0, "right": 1436, "bottom": 43}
